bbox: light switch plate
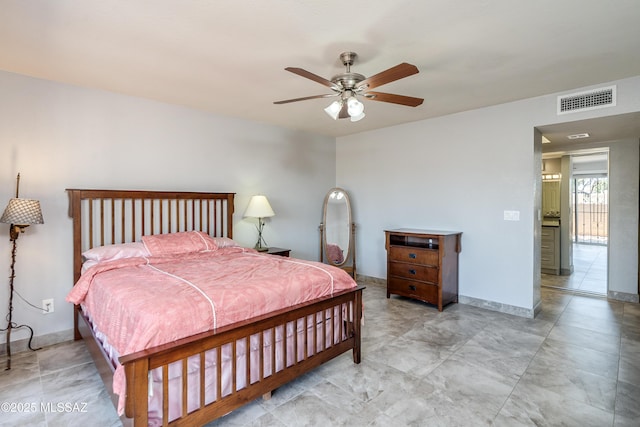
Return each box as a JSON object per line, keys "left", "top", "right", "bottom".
{"left": 504, "top": 210, "right": 520, "bottom": 221}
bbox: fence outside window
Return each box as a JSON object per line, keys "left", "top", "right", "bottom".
{"left": 574, "top": 177, "right": 608, "bottom": 245}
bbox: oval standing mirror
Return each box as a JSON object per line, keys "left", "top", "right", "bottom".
{"left": 320, "top": 188, "right": 356, "bottom": 278}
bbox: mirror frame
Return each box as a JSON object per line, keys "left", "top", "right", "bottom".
{"left": 320, "top": 187, "right": 355, "bottom": 277}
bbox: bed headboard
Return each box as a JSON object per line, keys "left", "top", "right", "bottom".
{"left": 67, "top": 189, "right": 235, "bottom": 284}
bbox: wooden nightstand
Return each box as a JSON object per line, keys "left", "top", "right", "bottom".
{"left": 265, "top": 247, "right": 291, "bottom": 257}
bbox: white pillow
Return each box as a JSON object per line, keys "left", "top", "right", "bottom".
{"left": 82, "top": 242, "right": 150, "bottom": 263}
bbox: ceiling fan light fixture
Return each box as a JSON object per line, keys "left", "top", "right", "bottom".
{"left": 347, "top": 96, "right": 364, "bottom": 117}
{"left": 324, "top": 100, "right": 342, "bottom": 120}
{"left": 350, "top": 112, "right": 365, "bottom": 122}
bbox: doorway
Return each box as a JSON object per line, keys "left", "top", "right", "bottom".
{"left": 541, "top": 152, "right": 609, "bottom": 296}
{"left": 536, "top": 113, "right": 640, "bottom": 304}
{"left": 570, "top": 155, "right": 608, "bottom": 294}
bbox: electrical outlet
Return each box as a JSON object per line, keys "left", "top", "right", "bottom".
{"left": 42, "top": 298, "right": 54, "bottom": 314}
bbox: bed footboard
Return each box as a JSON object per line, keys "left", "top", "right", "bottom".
{"left": 120, "top": 286, "right": 363, "bottom": 426}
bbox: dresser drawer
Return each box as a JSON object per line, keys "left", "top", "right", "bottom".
{"left": 542, "top": 236, "right": 556, "bottom": 253}
{"left": 541, "top": 254, "right": 555, "bottom": 263}
{"left": 541, "top": 227, "right": 553, "bottom": 238}
{"left": 540, "top": 245, "right": 556, "bottom": 257}
{"left": 388, "top": 277, "right": 438, "bottom": 304}
{"left": 388, "top": 262, "right": 438, "bottom": 283}
{"left": 388, "top": 246, "right": 438, "bottom": 265}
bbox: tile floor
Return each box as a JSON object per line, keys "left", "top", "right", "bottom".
{"left": 1, "top": 280, "right": 639, "bottom": 426}
{"left": 542, "top": 243, "right": 608, "bottom": 295}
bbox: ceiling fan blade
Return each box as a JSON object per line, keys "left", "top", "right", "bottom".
{"left": 285, "top": 67, "right": 340, "bottom": 91}
{"left": 273, "top": 93, "right": 339, "bottom": 104}
{"left": 356, "top": 63, "right": 419, "bottom": 90}
{"left": 364, "top": 91, "right": 424, "bottom": 107}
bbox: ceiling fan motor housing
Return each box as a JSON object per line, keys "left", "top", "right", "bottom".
{"left": 331, "top": 72, "right": 365, "bottom": 90}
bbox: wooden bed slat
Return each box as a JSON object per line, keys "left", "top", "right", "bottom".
{"left": 244, "top": 337, "right": 250, "bottom": 389}
{"left": 162, "top": 365, "right": 169, "bottom": 426}
{"left": 259, "top": 332, "right": 264, "bottom": 383}
{"left": 199, "top": 352, "right": 205, "bottom": 410}
{"left": 216, "top": 347, "right": 222, "bottom": 405}
{"left": 181, "top": 359, "right": 188, "bottom": 418}
{"left": 231, "top": 342, "right": 237, "bottom": 396}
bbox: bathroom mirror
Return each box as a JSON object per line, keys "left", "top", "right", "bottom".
{"left": 319, "top": 188, "right": 356, "bottom": 278}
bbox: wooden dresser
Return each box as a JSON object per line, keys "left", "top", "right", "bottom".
{"left": 385, "top": 228, "right": 462, "bottom": 311}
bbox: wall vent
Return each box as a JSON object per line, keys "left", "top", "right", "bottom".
{"left": 557, "top": 85, "right": 616, "bottom": 115}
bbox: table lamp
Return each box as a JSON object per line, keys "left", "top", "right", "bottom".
{"left": 243, "top": 195, "right": 275, "bottom": 251}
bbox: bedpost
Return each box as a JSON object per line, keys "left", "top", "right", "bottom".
{"left": 353, "top": 288, "right": 362, "bottom": 364}
{"left": 227, "top": 193, "right": 234, "bottom": 239}
{"left": 67, "top": 190, "right": 83, "bottom": 341}
{"left": 124, "top": 358, "right": 149, "bottom": 426}
{"left": 67, "top": 190, "right": 83, "bottom": 284}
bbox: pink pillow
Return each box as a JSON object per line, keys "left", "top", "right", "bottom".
{"left": 142, "top": 231, "right": 217, "bottom": 256}
{"left": 212, "top": 237, "right": 239, "bottom": 248}
{"left": 82, "top": 242, "right": 150, "bottom": 263}
{"left": 326, "top": 243, "right": 344, "bottom": 264}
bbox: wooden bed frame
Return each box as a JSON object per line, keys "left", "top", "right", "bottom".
{"left": 67, "top": 189, "right": 364, "bottom": 426}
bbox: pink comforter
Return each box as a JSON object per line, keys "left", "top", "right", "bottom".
{"left": 66, "top": 246, "right": 357, "bottom": 414}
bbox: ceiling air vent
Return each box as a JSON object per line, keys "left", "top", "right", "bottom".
{"left": 557, "top": 85, "right": 616, "bottom": 115}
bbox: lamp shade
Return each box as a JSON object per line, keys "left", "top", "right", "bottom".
{"left": 243, "top": 195, "right": 275, "bottom": 218}
{"left": 347, "top": 97, "right": 364, "bottom": 117}
{"left": 324, "top": 101, "right": 342, "bottom": 120}
{"left": 0, "top": 198, "right": 44, "bottom": 225}
{"left": 350, "top": 112, "right": 365, "bottom": 122}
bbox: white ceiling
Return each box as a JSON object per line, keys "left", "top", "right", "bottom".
{"left": 539, "top": 111, "right": 640, "bottom": 154}
{"left": 1, "top": 0, "right": 640, "bottom": 139}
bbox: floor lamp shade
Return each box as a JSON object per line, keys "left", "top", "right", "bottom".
{"left": 1, "top": 198, "right": 45, "bottom": 226}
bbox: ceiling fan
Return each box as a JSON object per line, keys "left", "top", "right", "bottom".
{"left": 274, "top": 52, "right": 423, "bottom": 122}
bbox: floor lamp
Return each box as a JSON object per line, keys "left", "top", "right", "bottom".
{"left": 0, "top": 174, "right": 44, "bottom": 370}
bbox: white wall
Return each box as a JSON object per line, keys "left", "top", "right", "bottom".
{"left": 560, "top": 155, "right": 573, "bottom": 274}
{"left": 0, "top": 70, "right": 336, "bottom": 346}
{"left": 542, "top": 158, "right": 561, "bottom": 174}
{"left": 609, "top": 139, "right": 640, "bottom": 298}
{"left": 532, "top": 129, "right": 542, "bottom": 312}
{"left": 337, "top": 104, "right": 539, "bottom": 312}
{"left": 337, "top": 76, "right": 640, "bottom": 313}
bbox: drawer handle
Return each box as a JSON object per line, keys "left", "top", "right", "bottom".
{"left": 409, "top": 269, "right": 416, "bottom": 275}
{"left": 409, "top": 285, "right": 416, "bottom": 291}
{"left": 408, "top": 253, "right": 417, "bottom": 259}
